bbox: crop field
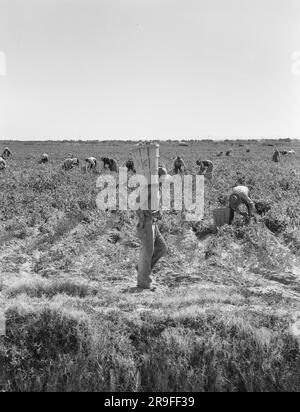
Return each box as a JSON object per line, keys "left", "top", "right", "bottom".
{"left": 0, "top": 139, "right": 300, "bottom": 392}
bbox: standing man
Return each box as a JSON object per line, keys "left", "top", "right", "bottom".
{"left": 136, "top": 185, "right": 168, "bottom": 290}
{"left": 132, "top": 143, "right": 168, "bottom": 290}
{"left": 173, "top": 156, "right": 186, "bottom": 174}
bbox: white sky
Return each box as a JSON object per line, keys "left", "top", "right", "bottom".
{"left": 0, "top": 0, "right": 300, "bottom": 140}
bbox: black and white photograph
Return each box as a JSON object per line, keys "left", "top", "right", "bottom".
{"left": 0, "top": 0, "right": 300, "bottom": 395}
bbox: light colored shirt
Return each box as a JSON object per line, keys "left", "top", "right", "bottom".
{"left": 232, "top": 186, "right": 255, "bottom": 215}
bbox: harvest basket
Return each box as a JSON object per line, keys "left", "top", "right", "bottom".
{"left": 131, "top": 143, "right": 160, "bottom": 183}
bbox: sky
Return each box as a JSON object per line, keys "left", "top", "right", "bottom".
{"left": 0, "top": 0, "right": 300, "bottom": 141}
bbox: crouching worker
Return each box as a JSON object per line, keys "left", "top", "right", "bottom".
{"left": 229, "top": 186, "right": 256, "bottom": 225}
{"left": 136, "top": 185, "right": 168, "bottom": 290}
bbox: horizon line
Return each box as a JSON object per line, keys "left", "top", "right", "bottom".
{"left": 0, "top": 137, "right": 299, "bottom": 143}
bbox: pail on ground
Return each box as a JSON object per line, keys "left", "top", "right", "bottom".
{"left": 213, "top": 207, "right": 231, "bottom": 227}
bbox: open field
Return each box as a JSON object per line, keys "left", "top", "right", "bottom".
{"left": 0, "top": 139, "right": 300, "bottom": 392}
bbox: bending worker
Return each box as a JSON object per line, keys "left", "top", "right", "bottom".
{"left": 85, "top": 157, "right": 97, "bottom": 171}
{"left": 196, "top": 159, "right": 213, "bottom": 180}
{"left": 229, "top": 185, "right": 256, "bottom": 225}
{"left": 101, "top": 157, "right": 118, "bottom": 172}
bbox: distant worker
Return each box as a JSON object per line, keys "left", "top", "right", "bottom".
{"left": 216, "top": 152, "right": 223, "bottom": 157}
{"left": 272, "top": 149, "right": 281, "bottom": 163}
{"left": 229, "top": 186, "right": 256, "bottom": 224}
{"left": 62, "top": 157, "right": 80, "bottom": 171}
{"left": 101, "top": 157, "right": 118, "bottom": 172}
{"left": 0, "top": 157, "right": 7, "bottom": 170}
{"left": 126, "top": 159, "right": 136, "bottom": 173}
{"left": 2, "top": 147, "right": 11, "bottom": 160}
{"left": 109, "top": 158, "right": 118, "bottom": 172}
{"left": 101, "top": 157, "right": 111, "bottom": 170}
{"left": 158, "top": 166, "right": 168, "bottom": 178}
{"left": 39, "top": 154, "right": 49, "bottom": 164}
{"left": 173, "top": 156, "right": 185, "bottom": 174}
{"left": 196, "top": 160, "right": 213, "bottom": 180}
{"left": 85, "top": 157, "right": 97, "bottom": 171}
{"left": 158, "top": 165, "right": 173, "bottom": 186}
{"left": 226, "top": 149, "right": 232, "bottom": 156}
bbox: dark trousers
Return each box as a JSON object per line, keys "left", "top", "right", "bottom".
{"left": 229, "top": 208, "right": 235, "bottom": 225}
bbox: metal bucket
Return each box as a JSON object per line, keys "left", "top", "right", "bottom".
{"left": 213, "top": 207, "right": 231, "bottom": 227}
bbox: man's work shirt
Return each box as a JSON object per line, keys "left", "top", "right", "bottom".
{"left": 230, "top": 186, "right": 255, "bottom": 216}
